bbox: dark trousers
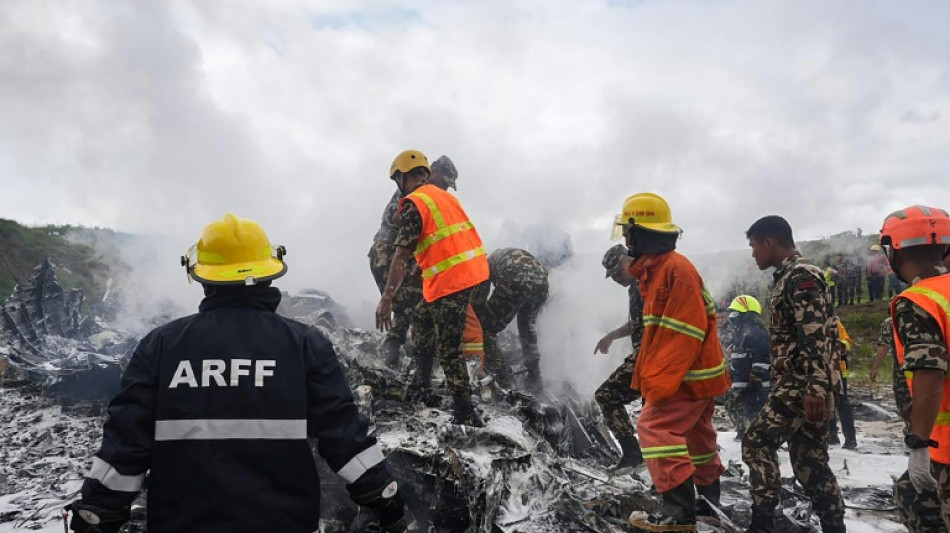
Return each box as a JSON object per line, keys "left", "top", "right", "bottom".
{"left": 829, "top": 377, "right": 856, "bottom": 443}
{"left": 868, "top": 275, "right": 885, "bottom": 301}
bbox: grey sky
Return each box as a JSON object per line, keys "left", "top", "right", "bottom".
{"left": 0, "top": 1, "right": 948, "bottom": 387}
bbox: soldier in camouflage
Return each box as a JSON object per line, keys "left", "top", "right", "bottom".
{"left": 376, "top": 152, "right": 485, "bottom": 427}
{"left": 472, "top": 248, "right": 549, "bottom": 393}
{"left": 593, "top": 244, "right": 645, "bottom": 475}
{"left": 741, "top": 216, "right": 845, "bottom": 533}
{"left": 368, "top": 156, "right": 458, "bottom": 366}
{"left": 878, "top": 316, "right": 946, "bottom": 533}
{"left": 880, "top": 207, "right": 950, "bottom": 531}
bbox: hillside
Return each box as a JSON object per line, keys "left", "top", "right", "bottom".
{"left": 0, "top": 219, "right": 123, "bottom": 304}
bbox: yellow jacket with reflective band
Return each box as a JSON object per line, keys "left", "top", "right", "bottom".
{"left": 401, "top": 184, "right": 489, "bottom": 302}
{"left": 891, "top": 274, "right": 950, "bottom": 464}
{"left": 628, "top": 251, "right": 731, "bottom": 404}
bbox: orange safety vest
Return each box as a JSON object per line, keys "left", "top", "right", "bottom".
{"left": 461, "top": 305, "right": 485, "bottom": 371}
{"left": 629, "top": 251, "right": 731, "bottom": 404}
{"left": 401, "top": 184, "right": 490, "bottom": 302}
{"left": 892, "top": 274, "right": 950, "bottom": 464}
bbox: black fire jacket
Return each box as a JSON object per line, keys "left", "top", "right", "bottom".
{"left": 81, "top": 284, "right": 389, "bottom": 533}
{"left": 728, "top": 316, "right": 772, "bottom": 389}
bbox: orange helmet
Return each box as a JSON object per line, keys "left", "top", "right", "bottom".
{"left": 879, "top": 205, "right": 950, "bottom": 251}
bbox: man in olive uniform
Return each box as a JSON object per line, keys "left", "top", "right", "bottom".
{"left": 742, "top": 215, "right": 845, "bottom": 533}
{"left": 880, "top": 206, "right": 950, "bottom": 531}
{"left": 593, "top": 244, "right": 645, "bottom": 475}
{"left": 376, "top": 150, "right": 487, "bottom": 427}
{"left": 473, "top": 248, "right": 549, "bottom": 393}
{"left": 881, "top": 316, "right": 945, "bottom": 533}
{"left": 369, "top": 156, "right": 458, "bottom": 365}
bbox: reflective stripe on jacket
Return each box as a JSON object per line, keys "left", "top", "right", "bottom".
{"left": 402, "top": 184, "right": 489, "bottom": 302}
{"left": 80, "top": 287, "right": 387, "bottom": 533}
{"left": 629, "top": 251, "right": 731, "bottom": 404}
{"left": 462, "top": 304, "right": 485, "bottom": 368}
{"left": 892, "top": 275, "right": 950, "bottom": 464}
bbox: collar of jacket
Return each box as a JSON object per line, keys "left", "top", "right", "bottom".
{"left": 772, "top": 252, "right": 802, "bottom": 282}
{"left": 198, "top": 284, "right": 282, "bottom": 313}
{"left": 628, "top": 252, "right": 670, "bottom": 283}
{"left": 911, "top": 265, "right": 950, "bottom": 286}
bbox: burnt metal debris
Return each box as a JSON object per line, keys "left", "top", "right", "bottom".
{"left": 0, "top": 260, "right": 134, "bottom": 402}
{"left": 0, "top": 261, "right": 902, "bottom": 532}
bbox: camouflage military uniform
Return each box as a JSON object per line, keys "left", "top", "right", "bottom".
{"left": 394, "top": 201, "right": 473, "bottom": 400}
{"left": 890, "top": 311, "right": 943, "bottom": 533}
{"left": 369, "top": 191, "right": 424, "bottom": 363}
{"left": 741, "top": 254, "right": 845, "bottom": 529}
{"left": 594, "top": 283, "right": 644, "bottom": 440}
{"left": 892, "top": 266, "right": 950, "bottom": 532}
{"left": 472, "top": 248, "right": 549, "bottom": 389}
{"left": 845, "top": 257, "right": 862, "bottom": 305}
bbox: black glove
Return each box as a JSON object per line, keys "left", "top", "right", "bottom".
{"left": 350, "top": 479, "right": 406, "bottom": 532}
{"left": 66, "top": 501, "right": 130, "bottom": 533}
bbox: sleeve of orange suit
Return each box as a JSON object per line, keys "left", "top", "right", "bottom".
{"left": 644, "top": 276, "right": 709, "bottom": 403}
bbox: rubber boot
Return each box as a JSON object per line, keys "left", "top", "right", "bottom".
{"left": 629, "top": 480, "right": 696, "bottom": 532}
{"left": 524, "top": 360, "right": 543, "bottom": 395}
{"left": 452, "top": 395, "right": 484, "bottom": 427}
{"left": 695, "top": 479, "right": 723, "bottom": 518}
{"left": 607, "top": 436, "right": 644, "bottom": 477}
{"left": 407, "top": 352, "right": 435, "bottom": 404}
{"left": 744, "top": 505, "right": 778, "bottom": 533}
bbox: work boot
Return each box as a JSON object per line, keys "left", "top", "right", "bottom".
{"left": 378, "top": 337, "right": 402, "bottom": 368}
{"left": 629, "top": 480, "right": 696, "bottom": 532}
{"left": 842, "top": 438, "right": 857, "bottom": 450}
{"left": 524, "top": 360, "right": 544, "bottom": 395}
{"left": 407, "top": 352, "right": 435, "bottom": 404}
{"left": 607, "top": 436, "right": 644, "bottom": 477}
{"left": 452, "top": 395, "right": 485, "bottom": 427}
{"left": 828, "top": 432, "right": 841, "bottom": 445}
{"left": 696, "top": 479, "right": 725, "bottom": 518}
{"left": 818, "top": 515, "right": 846, "bottom": 533}
{"left": 744, "top": 505, "right": 779, "bottom": 533}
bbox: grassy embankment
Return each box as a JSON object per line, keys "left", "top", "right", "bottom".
{"left": 837, "top": 299, "right": 892, "bottom": 387}
{"left": 0, "top": 218, "right": 111, "bottom": 303}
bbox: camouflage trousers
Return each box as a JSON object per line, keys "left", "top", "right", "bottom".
{"left": 594, "top": 352, "right": 641, "bottom": 440}
{"left": 411, "top": 287, "right": 475, "bottom": 400}
{"left": 369, "top": 241, "right": 424, "bottom": 351}
{"left": 725, "top": 387, "right": 769, "bottom": 440}
{"left": 741, "top": 385, "right": 845, "bottom": 525}
{"left": 837, "top": 281, "right": 851, "bottom": 306}
{"left": 893, "top": 466, "right": 948, "bottom": 533}
{"left": 473, "top": 279, "right": 549, "bottom": 384}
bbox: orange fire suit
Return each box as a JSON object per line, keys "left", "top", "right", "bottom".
{"left": 628, "top": 251, "right": 731, "bottom": 493}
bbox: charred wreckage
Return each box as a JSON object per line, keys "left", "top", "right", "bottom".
{"left": 0, "top": 261, "right": 897, "bottom": 532}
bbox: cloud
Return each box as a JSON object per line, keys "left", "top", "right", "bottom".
{"left": 1, "top": 1, "right": 949, "bottom": 377}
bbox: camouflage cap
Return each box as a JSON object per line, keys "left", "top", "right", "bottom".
{"left": 431, "top": 155, "right": 458, "bottom": 188}
{"left": 602, "top": 244, "right": 628, "bottom": 278}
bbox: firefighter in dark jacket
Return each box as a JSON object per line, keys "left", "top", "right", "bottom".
{"left": 66, "top": 213, "right": 407, "bottom": 533}
{"left": 724, "top": 295, "right": 771, "bottom": 442}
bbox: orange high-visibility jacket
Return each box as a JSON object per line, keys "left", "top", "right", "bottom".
{"left": 628, "top": 251, "right": 730, "bottom": 404}
{"left": 892, "top": 274, "right": 950, "bottom": 464}
{"left": 401, "top": 184, "right": 489, "bottom": 302}
{"left": 462, "top": 305, "right": 485, "bottom": 371}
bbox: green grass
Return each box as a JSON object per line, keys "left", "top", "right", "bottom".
{"left": 836, "top": 300, "right": 892, "bottom": 386}
{"left": 0, "top": 218, "right": 114, "bottom": 304}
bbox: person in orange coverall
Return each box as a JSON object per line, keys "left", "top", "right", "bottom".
{"left": 612, "top": 193, "right": 731, "bottom": 532}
